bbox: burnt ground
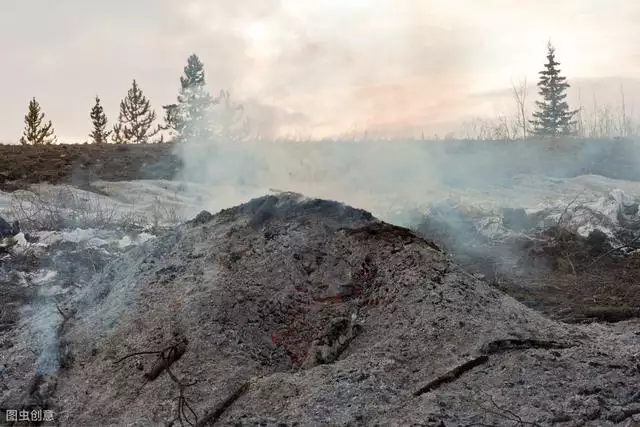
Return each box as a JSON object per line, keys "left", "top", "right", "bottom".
{"left": 0, "top": 143, "right": 180, "bottom": 192}
{"left": 414, "top": 210, "right": 640, "bottom": 324}
{"left": 1, "top": 193, "right": 639, "bottom": 426}
{"left": 1, "top": 141, "right": 639, "bottom": 326}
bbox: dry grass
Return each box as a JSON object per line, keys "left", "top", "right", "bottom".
{"left": 8, "top": 186, "right": 144, "bottom": 232}
{"left": 0, "top": 143, "right": 179, "bottom": 192}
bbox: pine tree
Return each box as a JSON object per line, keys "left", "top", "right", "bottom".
{"left": 114, "top": 79, "right": 158, "bottom": 144}
{"left": 173, "top": 54, "right": 217, "bottom": 142}
{"left": 530, "top": 43, "right": 579, "bottom": 138}
{"left": 89, "top": 96, "right": 111, "bottom": 144}
{"left": 20, "top": 98, "right": 57, "bottom": 145}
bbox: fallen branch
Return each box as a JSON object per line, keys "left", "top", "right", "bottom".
{"left": 413, "top": 355, "right": 489, "bottom": 397}
{"left": 145, "top": 339, "right": 188, "bottom": 381}
{"left": 196, "top": 382, "right": 250, "bottom": 427}
{"left": 481, "top": 338, "right": 572, "bottom": 355}
{"left": 114, "top": 337, "right": 196, "bottom": 426}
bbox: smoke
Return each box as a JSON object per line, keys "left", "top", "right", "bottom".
{"left": 1, "top": 0, "right": 638, "bottom": 140}
{"left": 28, "top": 305, "right": 61, "bottom": 375}
{"left": 0, "top": 0, "right": 486, "bottom": 140}
{"left": 172, "top": 135, "right": 640, "bottom": 223}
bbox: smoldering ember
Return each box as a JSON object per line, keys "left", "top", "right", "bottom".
{"left": 0, "top": 137, "right": 639, "bottom": 427}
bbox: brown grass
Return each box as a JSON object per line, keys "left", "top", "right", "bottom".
{"left": 0, "top": 143, "right": 180, "bottom": 192}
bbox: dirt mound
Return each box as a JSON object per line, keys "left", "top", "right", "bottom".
{"left": 2, "top": 193, "right": 640, "bottom": 426}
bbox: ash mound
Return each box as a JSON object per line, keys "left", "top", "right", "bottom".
{"left": 3, "top": 193, "right": 640, "bottom": 426}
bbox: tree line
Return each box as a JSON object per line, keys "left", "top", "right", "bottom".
{"left": 20, "top": 54, "right": 250, "bottom": 145}
{"left": 20, "top": 44, "right": 583, "bottom": 144}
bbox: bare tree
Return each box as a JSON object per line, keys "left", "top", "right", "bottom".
{"left": 511, "top": 77, "right": 529, "bottom": 140}
{"left": 460, "top": 116, "right": 516, "bottom": 141}
{"left": 574, "top": 88, "right": 585, "bottom": 138}
{"left": 620, "top": 83, "right": 628, "bottom": 137}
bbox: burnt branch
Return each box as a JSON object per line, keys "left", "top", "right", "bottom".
{"left": 196, "top": 381, "right": 250, "bottom": 427}
{"left": 481, "top": 338, "right": 572, "bottom": 355}
{"left": 413, "top": 355, "right": 489, "bottom": 397}
{"left": 114, "top": 337, "right": 196, "bottom": 426}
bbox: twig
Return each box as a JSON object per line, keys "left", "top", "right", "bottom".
{"left": 555, "top": 192, "right": 584, "bottom": 234}
{"left": 472, "top": 390, "right": 542, "bottom": 427}
{"left": 164, "top": 353, "right": 198, "bottom": 427}
{"left": 584, "top": 233, "right": 640, "bottom": 271}
{"left": 114, "top": 339, "right": 197, "bottom": 427}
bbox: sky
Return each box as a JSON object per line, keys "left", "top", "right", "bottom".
{"left": 0, "top": 0, "right": 638, "bottom": 141}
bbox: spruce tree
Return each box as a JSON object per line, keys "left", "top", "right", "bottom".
{"left": 114, "top": 79, "right": 158, "bottom": 144}
{"left": 89, "top": 96, "right": 111, "bottom": 144}
{"left": 530, "top": 43, "right": 579, "bottom": 138}
{"left": 173, "top": 54, "right": 217, "bottom": 142}
{"left": 20, "top": 98, "right": 57, "bottom": 145}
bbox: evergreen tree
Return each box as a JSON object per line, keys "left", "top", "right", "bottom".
{"left": 530, "top": 43, "right": 579, "bottom": 138}
{"left": 20, "top": 98, "right": 57, "bottom": 145}
{"left": 89, "top": 96, "right": 111, "bottom": 144}
{"left": 114, "top": 79, "right": 158, "bottom": 144}
{"left": 173, "top": 54, "right": 217, "bottom": 142}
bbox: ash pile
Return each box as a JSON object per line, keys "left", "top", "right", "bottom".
{"left": 1, "top": 193, "right": 640, "bottom": 426}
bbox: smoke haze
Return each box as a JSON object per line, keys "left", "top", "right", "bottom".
{"left": 0, "top": 0, "right": 639, "bottom": 140}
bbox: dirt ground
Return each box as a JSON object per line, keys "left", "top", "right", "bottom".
{"left": 414, "top": 213, "right": 640, "bottom": 325}
{"left": 3, "top": 194, "right": 640, "bottom": 426}
{"left": 0, "top": 143, "right": 180, "bottom": 192}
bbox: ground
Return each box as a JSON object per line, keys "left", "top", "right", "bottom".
{"left": 1, "top": 142, "right": 640, "bottom": 425}
{"left": 414, "top": 208, "right": 640, "bottom": 324}
{"left": 0, "top": 143, "right": 179, "bottom": 192}
{"left": 2, "top": 194, "right": 640, "bottom": 426}
{"left": 2, "top": 142, "right": 640, "bottom": 325}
